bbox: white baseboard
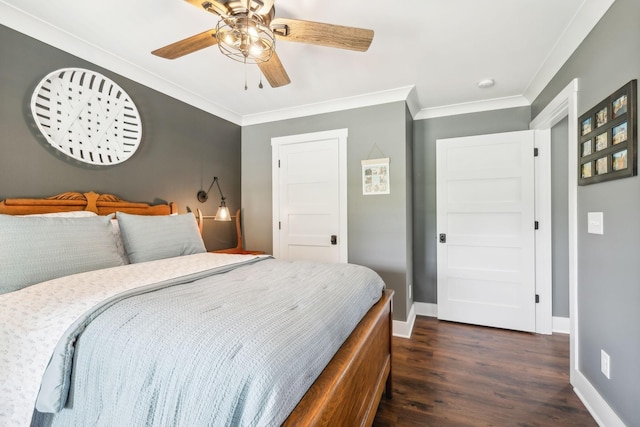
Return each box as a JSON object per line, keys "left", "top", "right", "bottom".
{"left": 408, "top": 305, "right": 569, "bottom": 334}
{"left": 573, "top": 370, "right": 626, "bottom": 427}
{"left": 415, "top": 302, "right": 437, "bottom": 317}
{"left": 392, "top": 303, "right": 416, "bottom": 338}
{"left": 392, "top": 302, "right": 437, "bottom": 338}
{"left": 552, "top": 316, "right": 570, "bottom": 334}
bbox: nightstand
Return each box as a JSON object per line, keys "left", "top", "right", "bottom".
{"left": 209, "top": 209, "right": 265, "bottom": 255}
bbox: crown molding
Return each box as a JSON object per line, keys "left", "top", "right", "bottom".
{"left": 404, "top": 86, "right": 421, "bottom": 118}
{"left": 1, "top": 0, "right": 614, "bottom": 126}
{"left": 522, "top": 0, "right": 616, "bottom": 103}
{"left": 0, "top": 2, "right": 243, "bottom": 125}
{"left": 2, "top": 1, "right": 410, "bottom": 128}
{"left": 241, "top": 86, "right": 414, "bottom": 126}
{"left": 414, "top": 95, "right": 530, "bottom": 120}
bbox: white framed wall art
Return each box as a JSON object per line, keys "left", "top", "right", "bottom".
{"left": 361, "top": 157, "right": 390, "bottom": 195}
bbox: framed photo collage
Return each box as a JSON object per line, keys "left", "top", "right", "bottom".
{"left": 578, "top": 80, "right": 637, "bottom": 185}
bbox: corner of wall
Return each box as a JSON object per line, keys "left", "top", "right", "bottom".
{"left": 393, "top": 303, "right": 416, "bottom": 338}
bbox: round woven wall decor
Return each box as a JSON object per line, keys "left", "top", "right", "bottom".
{"left": 30, "top": 68, "right": 142, "bottom": 165}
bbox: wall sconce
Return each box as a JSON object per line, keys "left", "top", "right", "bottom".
{"left": 197, "top": 176, "right": 232, "bottom": 221}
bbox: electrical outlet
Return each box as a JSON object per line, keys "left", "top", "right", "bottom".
{"left": 601, "top": 350, "right": 611, "bottom": 379}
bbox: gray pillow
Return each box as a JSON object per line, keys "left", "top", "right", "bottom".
{"left": 117, "top": 212, "right": 206, "bottom": 263}
{"left": 0, "top": 214, "right": 125, "bottom": 295}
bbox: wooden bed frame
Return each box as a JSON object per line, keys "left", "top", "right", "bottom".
{"left": 0, "top": 191, "right": 178, "bottom": 216}
{"left": 0, "top": 191, "right": 393, "bottom": 426}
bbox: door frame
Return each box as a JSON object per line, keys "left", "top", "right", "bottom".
{"left": 533, "top": 127, "right": 553, "bottom": 335}
{"left": 529, "top": 79, "right": 578, "bottom": 381}
{"left": 271, "top": 128, "right": 349, "bottom": 262}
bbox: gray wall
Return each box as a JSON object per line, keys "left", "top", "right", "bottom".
{"left": 241, "top": 101, "right": 413, "bottom": 321}
{"left": 532, "top": 0, "right": 640, "bottom": 423}
{"left": 551, "top": 118, "right": 570, "bottom": 317}
{"left": 412, "top": 107, "right": 532, "bottom": 304}
{"left": 0, "top": 25, "right": 242, "bottom": 250}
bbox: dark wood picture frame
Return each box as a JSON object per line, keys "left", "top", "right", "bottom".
{"left": 578, "top": 80, "right": 637, "bottom": 185}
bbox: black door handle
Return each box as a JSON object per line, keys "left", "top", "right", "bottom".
{"left": 331, "top": 235, "right": 337, "bottom": 245}
{"left": 439, "top": 233, "right": 446, "bottom": 243}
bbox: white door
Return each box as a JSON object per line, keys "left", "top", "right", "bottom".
{"left": 436, "top": 130, "right": 536, "bottom": 332}
{"left": 271, "top": 129, "right": 348, "bottom": 263}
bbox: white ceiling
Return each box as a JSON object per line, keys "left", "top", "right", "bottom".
{"left": 0, "top": 0, "right": 614, "bottom": 125}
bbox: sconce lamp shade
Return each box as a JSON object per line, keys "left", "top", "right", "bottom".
{"left": 198, "top": 176, "right": 233, "bottom": 221}
{"left": 215, "top": 205, "right": 231, "bottom": 221}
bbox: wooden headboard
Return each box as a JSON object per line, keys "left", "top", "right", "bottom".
{"left": 0, "top": 191, "right": 178, "bottom": 216}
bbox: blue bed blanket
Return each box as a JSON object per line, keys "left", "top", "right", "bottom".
{"left": 31, "top": 258, "right": 385, "bottom": 427}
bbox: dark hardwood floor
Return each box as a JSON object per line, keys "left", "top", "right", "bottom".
{"left": 373, "top": 316, "right": 597, "bottom": 426}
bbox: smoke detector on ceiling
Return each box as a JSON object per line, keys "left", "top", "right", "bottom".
{"left": 477, "top": 78, "right": 495, "bottom": 89}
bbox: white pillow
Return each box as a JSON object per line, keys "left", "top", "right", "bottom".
{"left": 22, "top": 211, "right": 98, "bottom": 218}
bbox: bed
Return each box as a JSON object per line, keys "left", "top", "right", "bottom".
{"left": 0, "top": 191, "right": 393, "bottom": 427}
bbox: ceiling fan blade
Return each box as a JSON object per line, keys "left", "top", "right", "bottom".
{"left": 271, "top": 18, "right": 374, "bottom": 52}
{"left": 184, "top": 0, "right": 230, "bottom": 16}
{"left": 152, "top": 29, "right": 218, "bottom": 59}
{"left": 257, "top": 52, "right": 291, "bottom": 87}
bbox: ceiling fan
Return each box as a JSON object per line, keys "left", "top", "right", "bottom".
{"left": 152, "top": 0, "right": 374, "bottom": 88}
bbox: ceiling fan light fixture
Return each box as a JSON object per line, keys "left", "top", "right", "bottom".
{"left": 216, "top": 14, "right": 275, "bottom": 64}
{"left": 153, "top": 0, "right": 374, "bottom": 88}
{"left": 249, "top": 43, "right": 265, "bottom": 57}
{"left": 223, "top": 33, "right": 236, "bottom": 45}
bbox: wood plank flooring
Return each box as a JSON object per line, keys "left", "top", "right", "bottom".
{"left": 373, "top": 316, "right": 596, "bottom": 426}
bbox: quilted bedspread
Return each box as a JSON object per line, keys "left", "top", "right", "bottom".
{"left": 0, "top": 253, "right": 384, "bottom": 427}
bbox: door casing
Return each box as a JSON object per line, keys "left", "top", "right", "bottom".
{"left": 530, "top": 79, "right": 578, "bottom": 377}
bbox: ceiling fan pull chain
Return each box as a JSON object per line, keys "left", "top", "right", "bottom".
{"left": 259, "top": 71, "right": 264, "bottom": 89}
{"left": 244, "top": 57, "right": 248, "bottom": 90}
